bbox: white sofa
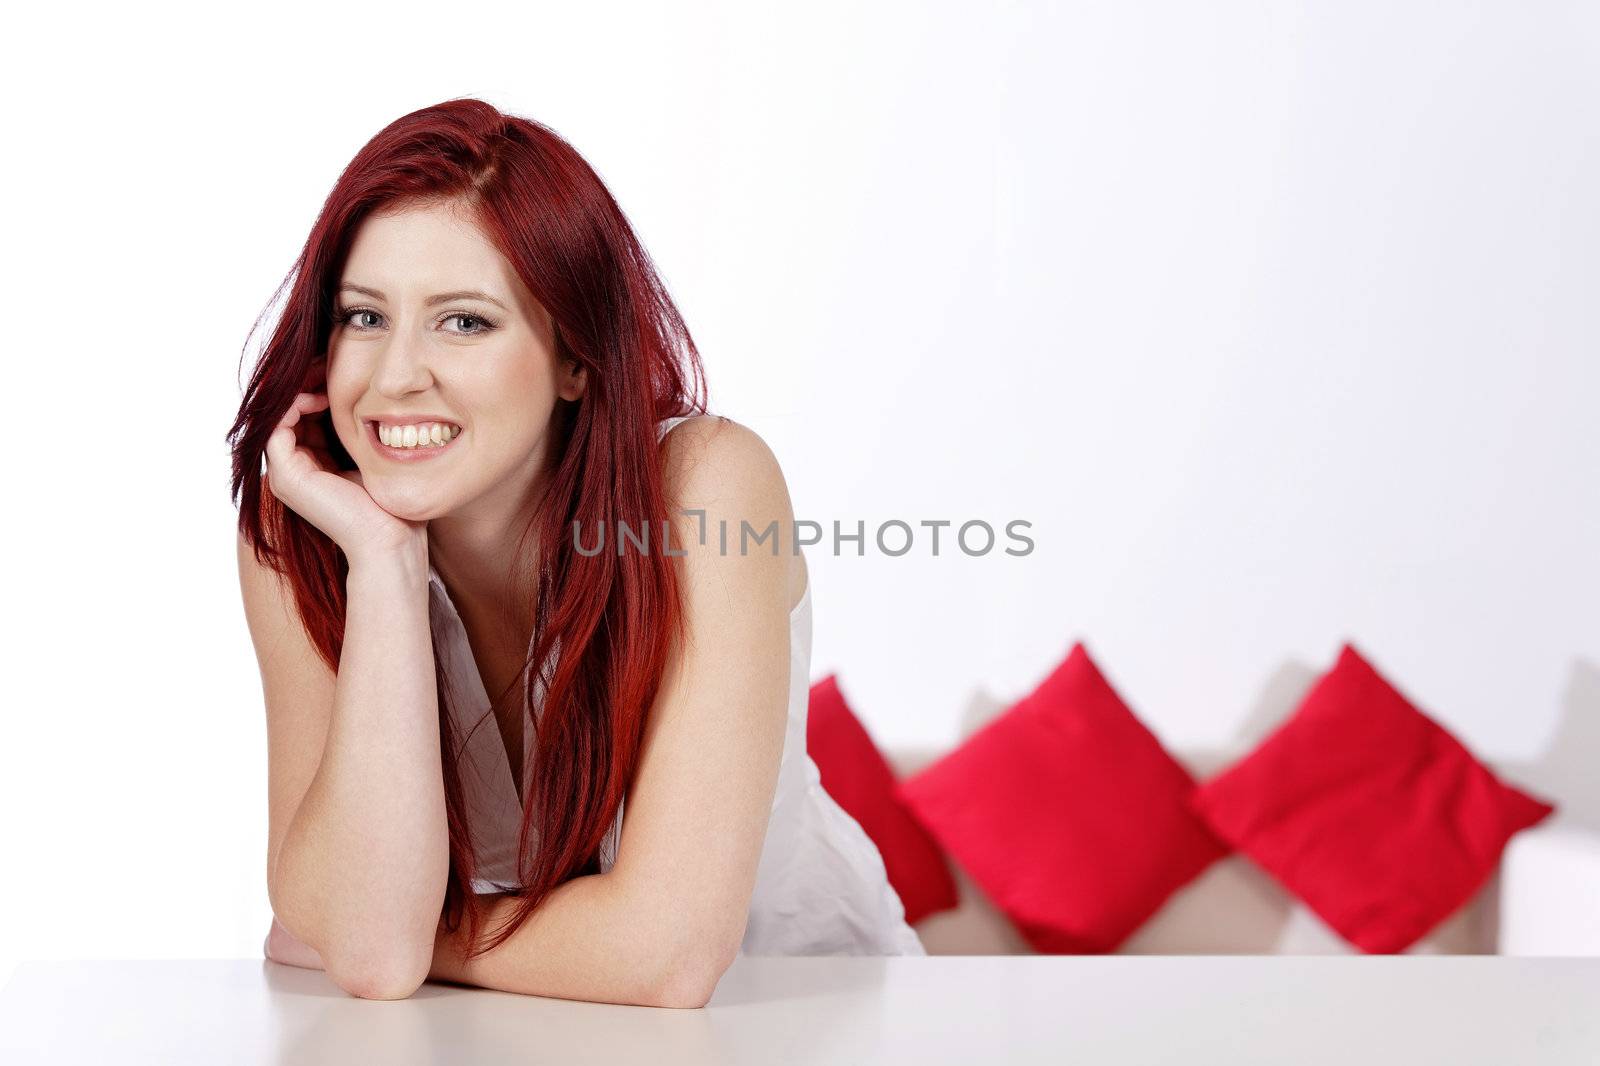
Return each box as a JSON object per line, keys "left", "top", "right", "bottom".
{"left": 885, "top": 743, "right": 1600, "bottom": 956}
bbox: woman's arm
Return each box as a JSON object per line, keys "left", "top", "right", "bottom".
{"left": 428, "top": 880, "right": 695, "bottom": 1007}
{"left": 264, "top": 914, "right": 325, "bottom": 971}
{"left": 426, "top": 417, "right": 795, "bottom": 1008}
{"left": 258, "top": 544, "right": 450, "bottom": 999}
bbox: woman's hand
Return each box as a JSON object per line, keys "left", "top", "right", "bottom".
{"left": 263, "top": 391, "right": 427, "bottom": 563}
{"left": 263, "top": 915, "right": 326, "bottom": 971}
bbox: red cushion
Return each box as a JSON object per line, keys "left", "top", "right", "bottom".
{"left": 806, "top": 674, "right": 960, "bottom": 924}
{"left": 894, "top": 642, "right": 1229, "bottom": 953}
{"left": 1188, "top": 642, "right": 1556, "bottom": 953}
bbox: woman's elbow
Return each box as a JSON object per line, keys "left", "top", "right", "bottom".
{"left": 325, "top": 949, "right": 431, "bottom": 1001}
{"left": 650, "top": 933, "right": 739, "bottom": 1008}
{"left": 651, "top": 964, "right": 718, "bottom": 1009}
{"left": 331, "top": 966, "right": 426, "bottom": 1001}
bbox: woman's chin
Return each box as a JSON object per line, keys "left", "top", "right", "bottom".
{"left": 369, "top": 487, "right": 447, "bottom": 524}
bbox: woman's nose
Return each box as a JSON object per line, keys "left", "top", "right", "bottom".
{"left": 371, "top": 326, "right": 434, "bottom": 389}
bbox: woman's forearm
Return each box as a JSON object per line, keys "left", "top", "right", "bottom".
{"left": 429, "top": 876, "right": 715, "bottom": 1008}
{"left": 269, "top": 548, "right": 449, "bottom": 993}
{"left": 267, "top": 877, "right": 702, "bottom": 1008}
{"left": 264, "top": 914, "right": 325, "bottom": 971}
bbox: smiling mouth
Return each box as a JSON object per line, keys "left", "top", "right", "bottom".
{"left": 365, "top": 419, "right": 464, "bottom": 458}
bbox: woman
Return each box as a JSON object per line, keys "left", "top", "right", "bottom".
{"left": 228, "top": 98, "right": 925, "bottom": 1006}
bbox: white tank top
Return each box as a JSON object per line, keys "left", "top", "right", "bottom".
{"left": 427, "top": 414, "right": 926, "bottom": 956}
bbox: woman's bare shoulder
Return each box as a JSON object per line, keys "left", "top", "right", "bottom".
{"left": 659, "top": 414, "right": 790, "bottom": 501}
{"left": 657, "top": 415, "right": 807, "bottom": 607}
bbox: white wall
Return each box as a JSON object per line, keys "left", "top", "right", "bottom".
{"left": 1, "top": 1, "right": 1594, "bottom": 984}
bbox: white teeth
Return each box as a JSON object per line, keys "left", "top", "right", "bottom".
{"left": 377, "top": 421, "right": 459, "bottom": 449}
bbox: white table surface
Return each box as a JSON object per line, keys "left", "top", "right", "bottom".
{"left": 2, "top": 956, "right": 1596, "bottom": 1064}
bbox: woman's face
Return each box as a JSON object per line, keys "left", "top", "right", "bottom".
{"left": 324, "top": 199, "right": 584, "bottom": 522}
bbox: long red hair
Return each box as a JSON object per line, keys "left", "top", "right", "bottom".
{"left": 226, "top": 97, "right": 709, "bottom": 958}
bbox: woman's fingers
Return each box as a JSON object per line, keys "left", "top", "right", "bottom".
{"left": 265, "top": 392, "right": 332, "bottom": 474}
{"left": 258, "top": 390, "right": 423, "bottom": 559}
{"left": 285, "top": 390, "right": 330, "bottom": 433}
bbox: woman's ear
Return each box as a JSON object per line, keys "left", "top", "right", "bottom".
{"left": 559, "top": 359, "right": 587, "bottom": 402}
{"left": 305, "top": 354, "right": 328, "bottom": 393}
{"left": 552, "top": 323, "right": 586, "bottom": 402}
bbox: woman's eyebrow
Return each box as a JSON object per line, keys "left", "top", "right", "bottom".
{"left": 338, "top": 282, "right": 510, "bottom": 312}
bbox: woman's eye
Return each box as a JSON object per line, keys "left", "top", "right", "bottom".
{"left": 333, "top": 307, "right": 496, "bottom": 336}
{"left": 444, "top": 312, "right": 494, "bottom": 335}
{"left": 335, "top": 307, "right": 383, "bottom": 330}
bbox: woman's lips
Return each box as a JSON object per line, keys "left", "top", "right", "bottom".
{"left": 365, "top": 420, "right": 463, "bottom": 462}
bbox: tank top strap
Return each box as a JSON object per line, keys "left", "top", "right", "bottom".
{"left": 656, "top": 413, "right": 696, "bottom": 444}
